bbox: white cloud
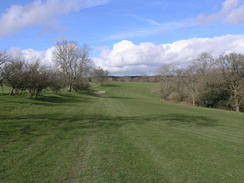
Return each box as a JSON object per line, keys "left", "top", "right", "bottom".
{"left": 198, "top": 0, "right": 244, "bottom": 24}
{"left": 0, "top": 0, "right": 110, "bottom": 37}
{"left": 7, "top": 34, "right": 244, "bottom": 75}
{"left": 8, "top": 47, "right": 55, "bottom": 67}
{"left": 93, "top": 34, "right": 244, "bottom": 75}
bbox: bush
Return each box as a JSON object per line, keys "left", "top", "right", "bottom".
{"left": 3, "top": 61, "right": 53, "bottom": 96}
{"left": 198, "top": 81, "right": 231, "bottom": 109}
{"left": 2, "top": 61, "right": 28, "bottom": 95}
{"left": 72, "top": 79, "right": 90, "bottom": 92}
{"left": 49, "top": 72, "right": 64, "bottom": 93}
{"left": 167, "top": 92, "right": 182, "bottom": 102}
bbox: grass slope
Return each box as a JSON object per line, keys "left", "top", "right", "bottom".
{"left": 0, "top": 82, "right": 244, "bottom": 183}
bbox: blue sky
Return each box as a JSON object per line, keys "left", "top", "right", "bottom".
{"left": 0, "top": 0, "right": 244, "bottom": 75}
{"left": 0, "top": 0, "right": 243, "bottom": 50}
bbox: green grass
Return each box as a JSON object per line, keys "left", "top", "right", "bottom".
{"left": 0, "top": 82, "right": 244, "bottom": 183}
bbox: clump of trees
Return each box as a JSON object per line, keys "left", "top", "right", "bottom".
{"left": 0, "top": 40, "right": 108, "bottom": 97}
{"left": 159, "top": 53, "right": 244, "bottom": 112}
{"left": 2, "top": 60, "right": 59, "bottom": 96}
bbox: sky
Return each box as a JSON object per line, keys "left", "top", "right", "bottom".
{"left": 0, "top": 0, "right": 244, "bottom": 75}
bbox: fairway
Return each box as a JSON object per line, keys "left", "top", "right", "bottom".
{"left": 0, "top": 82, "right": 244, "bottom": 183}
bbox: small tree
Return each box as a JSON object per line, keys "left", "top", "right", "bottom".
{"left": 158, "top": 64, "right": 179, "bottom": 100}
{"left": 92, "top": 67, "right": 109, "bottom": 84}
{"left": 2, "top": 60, "right": 27, "bottom": 95}
{"left": 25, "top": 62, "right": 50, "bottom": 97}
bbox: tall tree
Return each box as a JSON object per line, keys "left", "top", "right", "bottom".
{"left": 53, "top": 41, "right": 91, "bottom": 92}
{"left": 193, "top": 52, "right": 214, "bottom": 75}
{"left": 183, "top": 53, "right": 215, "bottom": 106}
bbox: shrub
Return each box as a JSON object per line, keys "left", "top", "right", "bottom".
{"left": 72, "top": 79, "right": 90, "bottom": 92}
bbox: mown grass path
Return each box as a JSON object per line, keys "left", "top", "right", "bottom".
{"left": 0, "top": 82, "right": 244, "bottom": 182}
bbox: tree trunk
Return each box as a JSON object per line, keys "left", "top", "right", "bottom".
{"left": 1, "top": 85, "right": 3, "bottom": 95}
{"left": 192, "top": 94, "right": 196, "bottom": 106}
{"left": 9, "top": 88, "right": 14, "bottom": 96}
{"left": 233, "top": 88, "right": 240, "bottom": 112}
{"left": 235, "top": 98, "right": 240, "bottom": 112}
{"left": 236, "top": 105, "right": 240, "bottom": 112}
{"left": 69, "top": 84, "right": 72, "bottom": 92}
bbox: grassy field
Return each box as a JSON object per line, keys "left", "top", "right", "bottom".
{"left": 0, "top": 82, "right": 244, "bottom": 183}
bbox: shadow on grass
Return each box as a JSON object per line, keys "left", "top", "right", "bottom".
{"left": 35, "top": 94, "right": 87, "bottom": 104}
{"left": 106, "top": 96, "right": 135, "bottom": 100}
{"left": 0, "top": 93, "right": 11, "bottom": 96}
{"left": 1, "top": 94, "right": 90, "bottom": 107}
{"left": 0, "top": 113, "right": 219, "bottom": 138}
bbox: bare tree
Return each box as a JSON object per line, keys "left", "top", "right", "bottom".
{"left": 53, "top": 41, "right": 91, "bottom": 92}
{"left": 193, "top": 52, "right": 214, "bottom": 75}
{"left": 79, "top": 44, "right": 92, "bottom": 78}
{"left": 0, "top": 51, "right": 10, "bottom": 94}
{"left": 182, "top": 53, "right": 215, "bottom": 106}
{"left": 182, "top": 64, "right": 200, "bottom": 106}
{"left": 0, "top": 51, "right": 9, "bottom": 66}
{"left": 158, "top": 52, "right": 243, "bottom": 112}
{"left": 217, "top": 53, "right": 244, "bottom": 112}
{"left": 158, "top": 64, "right": 178, "bottom": 100}
{"left": 53, "top": 41, "right": 79, "bottom": 92}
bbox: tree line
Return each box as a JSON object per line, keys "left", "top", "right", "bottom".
{"left": 0, "top": 41, "right": 108, "bottom": 96}
{"left": 159, "top": 53, "right": 244, "bottom": 112}
{"left": 1, "top": 42, "right": 243, "bottom": 112}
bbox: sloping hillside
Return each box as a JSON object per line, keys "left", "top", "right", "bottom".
{"left": 0, "top": 82, "right": 243, "bottom": 183}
